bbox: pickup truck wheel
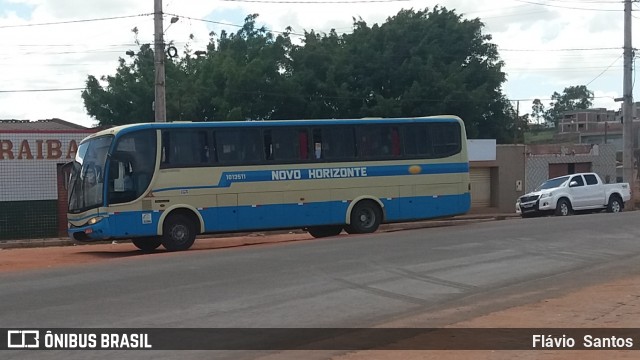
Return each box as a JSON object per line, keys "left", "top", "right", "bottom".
{"left": 607, "top": 195, "right": 623, "bottom": 213}
{"left": 555, "top": 198, "right": 573, "bottom": 216}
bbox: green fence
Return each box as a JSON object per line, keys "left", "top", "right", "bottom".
{"left": 0, "top": 200, "right": 58, "bottom": 240}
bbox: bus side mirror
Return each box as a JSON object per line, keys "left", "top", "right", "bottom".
{"left": 61, "top": 162, "right": 74, "bottom": 190}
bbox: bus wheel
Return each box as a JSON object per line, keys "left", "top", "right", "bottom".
{"left": 132, "top": 236, "right": 162, "bottom": 252}
{"left": 161, "top": 214, "right": 197, "bottom": 251}
{"left": 345, "top": 200, "right": 382, "bottom": 234}
{"left": 307, "top": 225, "right": 343, "bottom": 238}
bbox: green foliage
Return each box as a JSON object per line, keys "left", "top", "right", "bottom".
{"left": 532, "top": 86, "right": 594, "bottom": 128}
{"left": 524, "top": 128, "right": 555, "bottom": 144}
{"left": 82, "top": 9, "right": 516, "bottom": 142}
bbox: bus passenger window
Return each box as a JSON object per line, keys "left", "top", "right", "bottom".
{"left": 298, "top": 130, "right": 308, "bottom": 160}
{"left": 267, "top": 128, "right": 306, "bottom": 161}
{"left": 264, "top": 130, "right": 273, "bottom": 160}
{"left": 322, "top": 127, "right": 356, "bottom": 160}
{"left": 391, "top": 127, "right": 401, "bottom": 156}
{"left": 161, "top": 129, "right": 211, "bottom": 167}
{"left": 216, "top": 129, "right": 261, "bottom": 163}
{"left": 356, "top": 126, "right": 396, "bottom": 159}
{"left": 312, "top": 129, "right": 322, "bottom": 160}
{"left": 430, "top": 123, "right": 460, "bottom": 157}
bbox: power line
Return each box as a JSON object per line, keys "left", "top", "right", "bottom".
{"left": 512, "top": 0, "right": 622, "bottom": 11}
{"left": 220, "top": 0, "right": 409, "bottom": 2}
{"left": 544, "top": 0, "right": 623, "bottom": 3}
{"left": 0, "top": 88, "right": 85, "bottom": 93}
{"left": 585, "top": 54, "right": 623, "bottom": 86}
{"left": 0, "top": 13, "right": 153, "bottom": 29}
{"left": 500, "top": 47, "right": 620, "bottom": 52}
{"left": 511, "top": 96, "right": 616, "bottom": 102}
{"left": 165, "top": 13, "right": 306, "bottom": 37}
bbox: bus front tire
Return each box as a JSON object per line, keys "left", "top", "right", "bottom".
{"left": 345, "top": 200, "right": 382, "bottom": 234}
{"left": 161, "top": 214, "right": 197, "bottom": 251}
{"left": 307, "top": 225, "right": 343, "bottom": 238}
{"left": 131, "top": 236, "right": 162, "bottom": 252}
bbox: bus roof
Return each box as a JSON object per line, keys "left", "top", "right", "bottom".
{"left": 82, "top": 115, "right": 464, "bottom": 142}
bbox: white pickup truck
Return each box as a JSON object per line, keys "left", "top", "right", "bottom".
{"left": 516, "top": 172, "right": 631, "bottom": 217}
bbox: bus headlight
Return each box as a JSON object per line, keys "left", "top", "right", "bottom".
{"left": 87, "top": 217, "right": 102, "bottom": 225}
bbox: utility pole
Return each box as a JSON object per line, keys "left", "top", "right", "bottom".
{"left": 154, "top": 0, "right": 167, "bottom": 122}
{"left": 623, "top": 0, "right": 634, "bottom": 207}
{"left": 514, "top": 100, "right": 520, "bottom": 144}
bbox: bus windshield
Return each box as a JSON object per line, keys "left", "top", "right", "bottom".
{"left": 68, "top": 136, "right": 113, "bottom": 213}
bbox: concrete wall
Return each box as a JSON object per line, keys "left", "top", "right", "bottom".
{"left": 0, "top": 131, "right": 93, "bottom": 239}
{"left": 468, "top": 144, "right": 526, "bottom": 213}
{"left": 494, "top": 145, "right": 526, "bottom": 213}
{"left": 525, "top": 143, "right": 617, "bottom": 192}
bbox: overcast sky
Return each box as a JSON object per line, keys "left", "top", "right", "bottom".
{"left": 0, "top": 0, "right": 634, "bottom": 128}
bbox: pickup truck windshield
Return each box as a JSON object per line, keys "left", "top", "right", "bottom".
{"left": 535, "top": 176, "right": 570, "bottom": 191}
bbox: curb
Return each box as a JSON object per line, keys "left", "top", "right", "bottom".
{"left": 0, "top": 214, "right": 519, "bottom": 250}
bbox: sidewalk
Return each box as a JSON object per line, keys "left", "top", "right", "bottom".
{"left": 0, "top": 210, "right": 520, "bottom": 250}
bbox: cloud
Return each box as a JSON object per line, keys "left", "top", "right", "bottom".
{"left": 0, "top": 0, "right": 634, "bottom": 127}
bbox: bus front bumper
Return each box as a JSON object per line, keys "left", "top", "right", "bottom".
{"left": 68, "top": 218, "right": 111, "bottom": 242}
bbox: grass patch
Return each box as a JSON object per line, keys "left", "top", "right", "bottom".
{"left": 524, "top": 129, "right": 556, "bottom": 144}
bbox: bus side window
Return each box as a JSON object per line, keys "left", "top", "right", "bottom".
{"left": 264, "top": 130, "right": 273, "bottom": 161}
{"left": 430, "top": 123, "right": 460, "bottom": 157}
{"left": 270, "top": 128, "right": 305, "bottom": 161}
{"left": 216, "top": 129, "right": 261, "bottom": 164}
{"left": 161, "top": 132, "right": 170, "bottom": 165}
{"left": 312, "top": 129, "right": 322, "bottom": 160}
{"left": 298, "top": 130, "right": 308, "bottom": 160}
{"left": 322, "top": 127, "right": 356, "bottom": 160}
{"left": 391, "top": 127, "right": 401, "bottom": 156}
{"left": 161, "top": 130, "right": 211, "bottom": 167}
{"left": 357, "top": 126, "right": 397, "bottom": 159}
{"left": 403, "top": 125, "right": 432, "bottom": 158}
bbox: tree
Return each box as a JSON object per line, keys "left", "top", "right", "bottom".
{"left": 531, "top": 99, "right": 546, "bottom": 125}
{"left": 287, "top": 7, "right": 513, "bottom": 141}
{"left": 545, "top": 85, "right": 594, "bottom": 127}
{"left": 82, "top": 9, "right": 516, "bottom": 142}
{"left": 82, "top": 44, "right": 156, "bottom": 126}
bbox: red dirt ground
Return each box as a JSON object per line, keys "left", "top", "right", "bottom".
{"left": 1, "top": 233, "right": 638, "bottom": 359}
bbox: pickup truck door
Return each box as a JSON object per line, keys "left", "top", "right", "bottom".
{"left": 582, "top": 174, "right": 604, "bottom": 208}
{"left": 568, "top": 175, "right": 589, "bottom": 208}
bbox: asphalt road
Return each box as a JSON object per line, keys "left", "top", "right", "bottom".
{"left": 2, "top": 212, "right": 640, "bottom": 359}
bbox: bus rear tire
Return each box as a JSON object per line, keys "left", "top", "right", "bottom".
{"left": 345, "top": 200, "right": 382, "bottom": 234}
{"left": 307, "top": 225, "right": 343, "bottom": 238}
{"left": 161, "top": 214, "right": 197, "bottom": 251}
{"left": 131, "top": 236, "right": 162, "bottom": 252}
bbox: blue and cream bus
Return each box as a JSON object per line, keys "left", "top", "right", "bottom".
{"left": 67, "top": 116, "right": 471, "bottom": 251}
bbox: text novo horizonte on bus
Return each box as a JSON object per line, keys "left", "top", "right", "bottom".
{"left": 272, "top": 167, "right": 368, "bottom": 181}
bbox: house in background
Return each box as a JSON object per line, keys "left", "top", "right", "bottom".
{"left": 0, "top": 119, "right": 95, "bottom": 240}
{"left": 556, "top": 103, "right": 640, "bottom": 185}
{"left": 468, "top": 140, "right": 617, "bottom": 214}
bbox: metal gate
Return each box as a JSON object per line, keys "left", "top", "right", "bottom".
{"left": 470, "top": 167, "right": 491, "bottom": 207}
